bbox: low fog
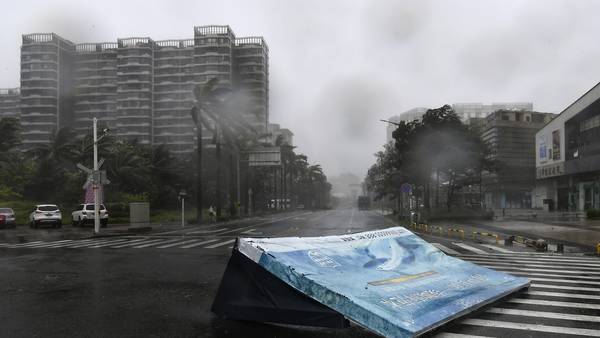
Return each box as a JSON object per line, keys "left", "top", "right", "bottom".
{"left": 2, "top": 0, "right": 600, "bottom": 178}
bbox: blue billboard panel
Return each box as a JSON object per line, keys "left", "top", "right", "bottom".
{"left": 238, "top": 227, "right": 529, "bottom": 338}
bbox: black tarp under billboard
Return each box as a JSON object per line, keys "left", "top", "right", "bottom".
{"left": 211, "top": 247, "right": 349, "bottom": 328}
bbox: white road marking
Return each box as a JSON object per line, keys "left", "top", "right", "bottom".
{"left": 465, "top": 259, "right": 600, "bottom": 271}
{"left": 462, "top": 256, "right": 600, "bottom": 268}
{"left": 508, "top": 297, "right": 600, "bottom": 309}
{"left": 479, "top": 244, "right": 513, "bottom": 253}
{"left": 21, "top": 240, "right": 75, "bottom": 248}
{"left": 133, "top": 238, "right": 183, "bottom": 248}
{"left": 460, "top": 318, "right": 600, "bottom": 337}
{"left": 479, "top": 264, "right": 600, "bottom": 276}
{"left": 205, "top": 239, "right": 236, "bottom": 249}
{"left": 432, "top": 243, "right": 460, "bottom": 255}
{"left": 179, "top": 239, "right": 220, "bottom": 249}
{"left": 187, "top": 228, "right": 229, "bottom": 235}
{"left": 487, "top": 307, "right": 600, "bottom": 323}
{"left": 66, "top": 239, "right": 116, "bottom": 248}
{"left": 241, "top": 228, "right": 262, "bottom": 235}
{"left": 120, "top": 239, "right": 166, "bottom": 249}
{"left": 434, "top": 333, "right": 492, "bottom": 338}
{"left": 526, "top": 290, "right": 600, "bottom": 300}
{"left": 156, "top": 239, "right": 205, "bottom": 249}
{"left": 348, "top": 207, "right": 355, "bottom": 227}
{"left": 495, "top": 270, "right": 599, "bottom": 280}
{"left": 452, "top": 242, "right": 487, "bottom": 254}
{"left": 86, "top": 239, "right": 133, "bottom": 248}
{"left": 532, "top": 283, "right": 600, "bottom": 292}
{"left": 109, "top": 238, "right": 153, "bottom": 248}
{"left": 9, "top": 241, "right": 43, "bottom": 247}
{"left": 44, "top": 239, "right": 100, "bottom": 248}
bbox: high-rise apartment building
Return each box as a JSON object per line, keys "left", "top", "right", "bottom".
{"left": 0, "top": 88, "right": 20, "bottom": 119}
{"left": 19, "top": 33, "right": 75, "bottom": 148}
{"left": 4, "top": 26, "right": 269, "bottom": 153}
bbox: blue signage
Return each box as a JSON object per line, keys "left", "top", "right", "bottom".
{"left": 238, "top": 227, "right": 529, "bottom": 337}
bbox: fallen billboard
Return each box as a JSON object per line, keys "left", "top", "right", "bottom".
{"left": 213, "top": 227, "right": 529, "bottom": 337}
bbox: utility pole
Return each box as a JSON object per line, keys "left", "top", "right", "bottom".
{"left": 93, "top": 118, "right": 100, "bottom": 234}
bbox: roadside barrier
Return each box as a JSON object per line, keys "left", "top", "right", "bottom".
{"left": 472, "top": 231, "right": 500, "bottom": 244}
{"left": 512, "top": 235, "right": 547, "bottom": 251}
{"left": 447, "top": 228, "right": 465, "bottom": 240}
{"left": 431, "top": 225, "right": 444, "bottom": 236}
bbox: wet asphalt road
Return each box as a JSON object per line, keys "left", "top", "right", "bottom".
{"left": 1, "top": 208, "right": 599, "bottom": 337}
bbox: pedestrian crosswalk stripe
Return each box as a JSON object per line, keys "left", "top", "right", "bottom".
{"left": 67, "top": 239, "right": 116, "bottom": 248}
{"left": 457, "top": 253, "right": 598, "bottom": 264}
{"left": 478, "top": 244, "right": 513, "bottom": 253}
{"left": 110, "top": 238, "right": 153, "bottom": 248}
{"left": 457, "top": 252, "right": 599, "bottom": 261}
{"left": 507, "top": 297, "right": 600, "bottom": 310}
{"left": 497, "top": 270, "right": 599, "bottom": 280}
{"left": 10, "top": 241, "right": 42, "bottom": 247}
{"left": 531, "top": 283, "right": 600, "bottom": 292}
{"left": 48, "top": 239, "right": 100, "bottom": 248}
{"left": 452, "top": 242, "right": 487, "bottom": 254}
{"left": 23, "top": 240, "right": 75, "bottom": 248}
{"left": 179, "top": 239, "right": 219, "bottom": 249}
{"left": 205, "top": 239, "right": 236, "bottom": 249}
{"left": 86, "top": 239, "right": 132, "bottom": 248}
{"left": 462, "top": 256, "right": 600, "bottom": 268}
{"left": 486, "top": 307, "right": 600, "bottom": 323}
{"left": 434, "top": 333, "right": 493, "bottom": 338}
{"left": 526, "top": 290, "right": 600, "bottom": 300}
{"left": 187, "top": 228, "right": 229, "bottom": 235}
{"left": 117, "top": 238, "right": 165, "bottom": 248}
{"left": 460, "top": 318, "right": 600, "bottom": 337}
{"left": 432, "top": 243, "right": 460, "bottom": 255}
{"left": 463, "top": 257, "right": 600, "bottom": 270}
{"left": 134, "top": 238, "right": 183, "bottom": 248}
{"left": 156, "top": 239, "right": 204, "bottom": 249}
{"left": 478, "top": 264, "right": 600, "bottom": 276}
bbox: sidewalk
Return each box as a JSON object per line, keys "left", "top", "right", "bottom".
{"left": 457, "top": 219, "right": 600, "bottom": 251}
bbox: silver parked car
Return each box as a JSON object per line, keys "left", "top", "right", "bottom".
{"left": 29, "top": 204, "right": 62, "bottom": 228}
{"left": 0, "top": 208, "right": 16, "bottom": 228}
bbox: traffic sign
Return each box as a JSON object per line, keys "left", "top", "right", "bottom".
{"left": 400, "top": 183, "right": 412, "bottom": 193}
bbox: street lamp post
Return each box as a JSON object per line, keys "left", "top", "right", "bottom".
{"left": 93, "top": 118, "right": 100, "bottom": 234}
{"left": 179, "top": 190, "right": 187, "bottom": 228}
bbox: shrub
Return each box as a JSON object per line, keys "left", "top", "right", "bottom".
{"left": 586, "top": 209, "right": 600, "bottom": 219}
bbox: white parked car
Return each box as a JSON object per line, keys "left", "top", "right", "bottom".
{"left": 71, "top": 204, "right": 108, "bottom": 227}
{"left": 29, "top": 204, "right": 62, "bottom": 228}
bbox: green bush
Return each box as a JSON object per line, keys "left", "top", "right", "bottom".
{"left": 586, "top": 209, "right": 600, "bottom": 219}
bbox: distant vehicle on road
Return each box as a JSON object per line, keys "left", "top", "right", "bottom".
{"left": 0, "top": 208, "right": 16, "bottom": 228}
{"left": 71, "top": 204, "right": 108, "bottom": 227}
{"left": 358, "top": 196, "right": 371, "bottom": 210}
{"left": 29, "top": 204, "right": 62, "bottom": 228}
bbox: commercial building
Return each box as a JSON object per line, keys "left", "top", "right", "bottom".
{"left": 534, "top": 82, "right": 600, "bottom": 211}
{"left": 268, "top": 123, "right": 294, "bottom": 146}
{"left": 386, "top": 103, "right": 533, "bottom": 143}
{"left": 481, "top": 110, "right": 554, "bottom": 209}
{"left": 3, "top": 26, "right": 269, "bottom": 153}
{"left": 0, "top": 88, "right": 20, "bottom": 119}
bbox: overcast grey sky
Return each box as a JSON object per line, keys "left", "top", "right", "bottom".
{"left": 2, "top": 0, "right": 600, "bottom": 179}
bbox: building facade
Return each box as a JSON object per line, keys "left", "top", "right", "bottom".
{"left": 386, "top": 103, "right": 534, "bottom": 144}
{"left": 481, "top": 110, "right": 554, "bottom": 209}
{"left": 3, "top": 26, "right": 269, "bottom": 153}
{"left": 0, "top": 88, "right": 20, "bottom": 119}
{"left": 534, "top": 82, "right": 600, "bottom": 212}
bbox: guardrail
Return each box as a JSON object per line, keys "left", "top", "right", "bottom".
{"left": 472, "top": 231, "right": 500, "bottom": 244}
